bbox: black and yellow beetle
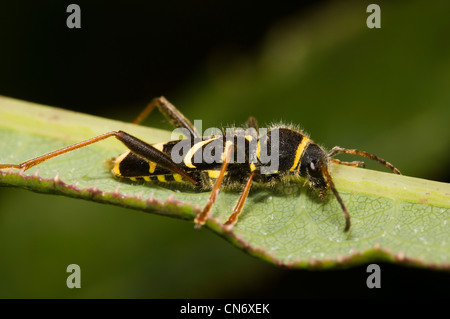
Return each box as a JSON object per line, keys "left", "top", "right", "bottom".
{"left": 0, "top": 97, "right": 401, "bottom": 232}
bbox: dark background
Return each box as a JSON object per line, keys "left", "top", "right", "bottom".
{"left": 0, "top": 0, "right": 449, "bottom": 298}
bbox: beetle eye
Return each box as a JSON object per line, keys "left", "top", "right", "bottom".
{"left": 310, "top": 161, "right": 316, "bottom": 171}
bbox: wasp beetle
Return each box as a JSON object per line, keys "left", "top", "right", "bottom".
{"left": 0, "top": 97, "right": 401, "bottom": 232}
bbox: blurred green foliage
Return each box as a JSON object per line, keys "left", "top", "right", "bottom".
{"left": 0, "top": 0, "right": 449, "bottom": 298}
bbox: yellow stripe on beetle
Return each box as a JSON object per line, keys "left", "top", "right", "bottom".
{"left": 289, "top": 137, "right": 310, "bottom": 171}
{"left": 173, "top": 174, "right": 184, "bottom": 183}
{"left": 184, "top": 138, "right": 218, "bottom": 169}
{"left": 148, "top": 143, "right": 164, "bottom": 173}
{"left": 112, "top": 150, "right": 131, "bottom": 176}
{"left": 207, "top": 170, "right": 228, "bottom": 179}
{"left": 222, "top": 140, "right": 234, "bottom": 162}
{"left": 157, "top": 175, "right": 167, "bottom": 183}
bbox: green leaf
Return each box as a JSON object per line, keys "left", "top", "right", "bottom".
{"left": 1, "top": 96, "right": 449, "bottom": 269}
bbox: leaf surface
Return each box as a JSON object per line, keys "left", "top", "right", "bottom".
{"left": 1, "top": 96, "right": 449, "bottom": 269}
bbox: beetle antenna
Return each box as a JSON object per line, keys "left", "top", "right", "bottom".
{"left": 328, "top": 146, "right": 401, "bottom": 175}
{"left": 319, "top": 163, "right": 351, "bottom": 232}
